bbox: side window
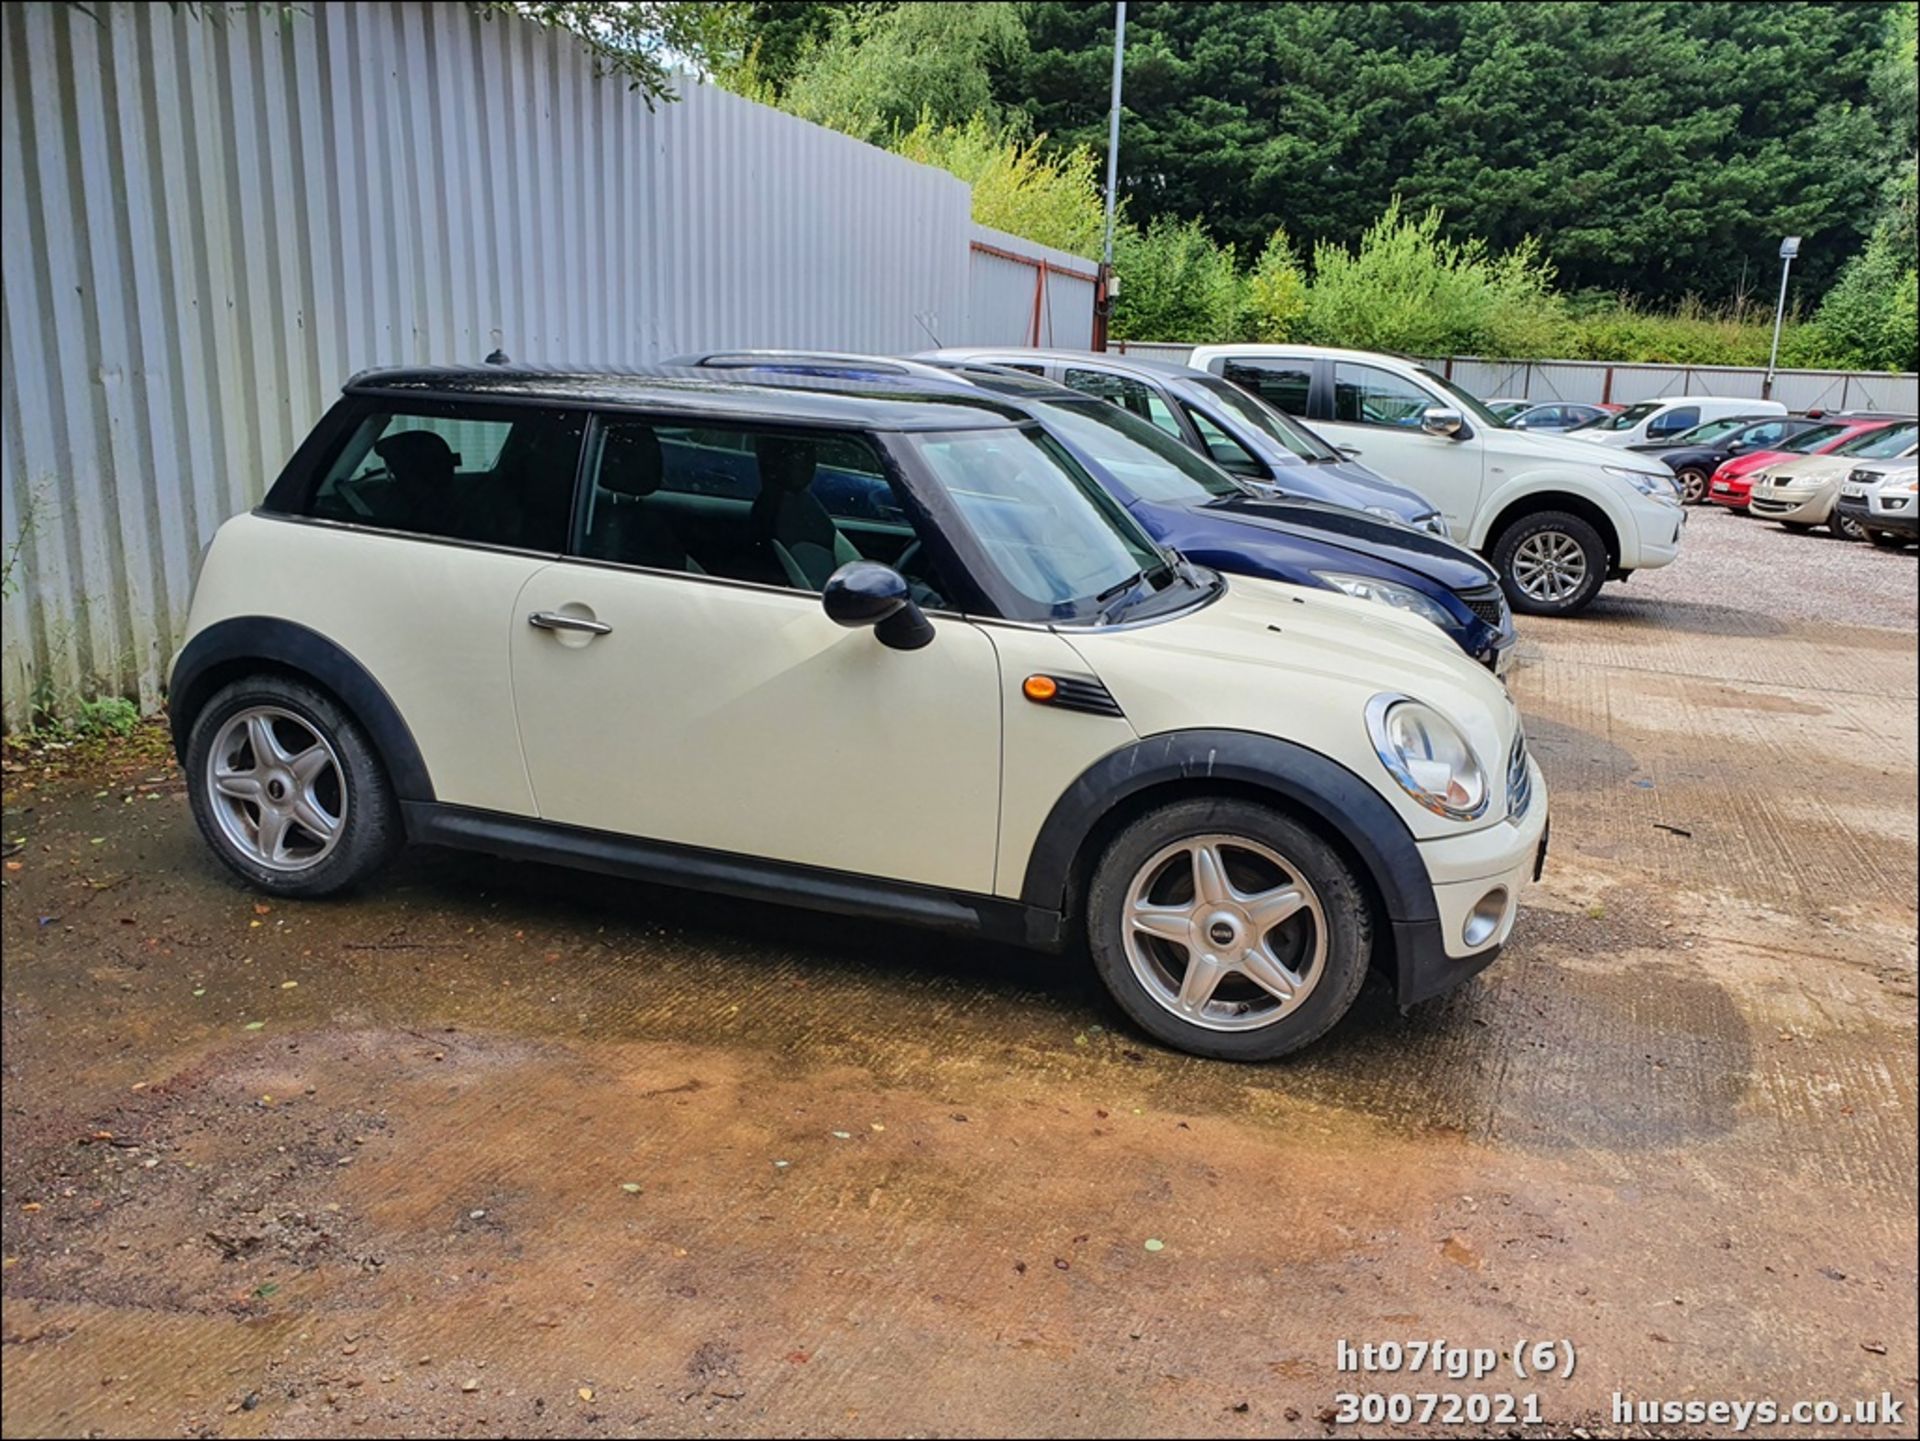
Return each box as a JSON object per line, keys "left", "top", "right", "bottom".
{"left": 1649, "top": 405, "right": 1699, "bottom": 437}
{"left": 308, "top": 404, "right": 584, "bottom": 550}
{"left": 1183, "top": 406, "right": 1267, "bottom": 477}
{"left": 1743, "top": 420, "right": 1790, "bottom": 446}
{"left": 1221, "top": 360, "right": 1312, "bottom": 416}
{"left": 577, "top": 421, "right": 946, "bottom": 604}
{"left": 1331, "top": 363, "right": 1434, "bottom": 428}
{"left": 1062, "top": 369, "right": 1180, "bottom": 439}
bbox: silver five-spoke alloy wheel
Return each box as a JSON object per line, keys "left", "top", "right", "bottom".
{"left": 206, "top": 706, "right": 346, "bottom": 872}
{"left": 1510, "top": 530, "right": 1589, "bottom": 604}
{"left": 1122, "top": 834, "right": 1327, "bottom": 1032}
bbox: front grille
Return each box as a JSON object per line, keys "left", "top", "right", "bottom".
{"left": 1460, "top": 585, "right": 1508, "bottom": 630}
{"left": 1507, "top": 729, "right": 1533, "bottom": 821}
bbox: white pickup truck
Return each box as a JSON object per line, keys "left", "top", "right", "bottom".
{"left": 1186, "top": 345, "right": 1685, "bottom": 616}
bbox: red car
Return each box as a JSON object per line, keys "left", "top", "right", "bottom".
{"left": 1708, "top": 418, "right": 1893, "bottom": 510}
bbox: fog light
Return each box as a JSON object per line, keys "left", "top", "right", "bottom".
{"left": 1463, "top": 888, "right": 1509, "bottom": 949}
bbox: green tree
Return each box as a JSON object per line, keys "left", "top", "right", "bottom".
{"left": 774, "top": 2, "right": 1027, "bottom": 143}
{"left": 1012, "top": 2, "right": 1893, "bottom": 303}
{"left": 894, "top": 117, "right": 1105, "bottom": 256}
{"left": 474, "top": 2, "right": 751, "bottom": 104}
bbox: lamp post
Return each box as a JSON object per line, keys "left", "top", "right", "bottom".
{"left": 1764, "top": 236, "right": 1801, "bottom": 400}
{"left": 1094, "top": 1, "right": 1126, "bottom": 350}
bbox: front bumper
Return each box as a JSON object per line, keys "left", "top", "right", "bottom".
{"left": 1708, "top": 478, "right": 1753, "bottom": 508}
{"left": 1847, "top": 495, "right": 1919, "bottom": 536}
{"left": 1397, "top": 759, "right": 1550, "bottom": 1004}
{"left": 1749, "top": 488, "right": 1833, "bottom": 523}
{"left": 1622, "top": 495, "right": 1685, "bottom": 570}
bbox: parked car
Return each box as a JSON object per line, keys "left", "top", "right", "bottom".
{"left": 895, "top": 347, "right": 1452, "bottom": 537}
{"left": 1747, "top": 422, "right": 1920, "bottom": 536}
{"left": 1184, "top": 344, "right": 1686, "bottom": 617}
{"left": 671, "top": 352, "right": 1516, "bottom": 671}
{"left": 1634, "top": 415, "right": 1834, "bottom": 504}
{"left": 1707, "top": 417, "right": 1898, "bottom": 511}
{"left": 1836, "top": 462, "right": 1918, "bottom": 548}
{"left": 1485, "top": 399, "right": 1532, "bottom": 421}
{"left": 1566, "top": 396, "right": 1786, "bottom": 448}
{"left": 1507, "top": 402, "right": 1616, "bottom": 433}
{"left": 169, "top": 365, "right": 1548, "bottom": 1062}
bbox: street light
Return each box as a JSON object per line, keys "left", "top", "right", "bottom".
{"left": 1765, "top": 235, "right": 1801, "bottom": 400}
{"left": 1095, "top": 1, "right": 1126, "bottom": 350}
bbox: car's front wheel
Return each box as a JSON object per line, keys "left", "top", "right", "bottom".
{"left": 185, "top": 675, "right": 401, "bottom": 897}
{"left": 1831, "top": 510, "right": 1868, "bottom": 541}
{"left": 1086, "top": 798, "right": 1371, "bottom": 1061}
{"left": 1675, "top": 466, "right": 1711, "bottom": 504}
{"left": 1493, "top": 511, "right": 1607, "bottom": 616}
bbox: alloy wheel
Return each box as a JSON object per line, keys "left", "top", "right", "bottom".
{"left": 205, "top": 706, "right": 347, "bottom": 872}
{"left": 1678, "top": 468, "right": 1709, "bottom": 504}
{"left": 1121, "top": 834, "right": 1327, "bottom": 1033}
{"left": 1511, "top": 530, "right": 1590, "bottom": 604}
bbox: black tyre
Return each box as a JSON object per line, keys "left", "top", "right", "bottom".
{"left": 184, "top": 675, "right": 401, "bottom": 897}
{"left": 1086, "top": 798, "right": 1372, "bottom": 1062}
{"left": 1675, "top": 466, "right": 1711, "bottom": 504}
{"left": 1492, "top": 510, "right": 1607, "bottom": 616}
{"left": 1831, "top": 510, "right": 1868, "bottom": 541}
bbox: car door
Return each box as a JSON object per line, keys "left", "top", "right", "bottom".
{"left": 1313, "top": 360, "right": 1484, "bottom": 529}
{"left": 508, "top": 414, "right": 1004, "bottom": 894}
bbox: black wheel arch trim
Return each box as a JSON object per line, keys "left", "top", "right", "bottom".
{"left": 1019, "top": 728, "right": 1437, "bottom": 926}
{"left": 166, "top": 617, "right": 435, "bottom": 802}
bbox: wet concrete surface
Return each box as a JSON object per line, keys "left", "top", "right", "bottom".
{"left": 3, "top": 511, "right": 1915, "bottom": 1437}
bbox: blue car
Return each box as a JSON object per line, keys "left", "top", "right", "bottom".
{"left": 913, "top": 347, "right": 1451, "bottom": 536}
{"left": 665, "top": 354, "right": 1515, "bottom": 673}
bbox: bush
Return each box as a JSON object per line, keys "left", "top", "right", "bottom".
{"left": 1110, "top": 217, "right": 1243, "bottom": 342}
{"left": 893, "top": 116, "right": 1104, "bottom": 258}
{"left": 1244, "top": 228, "right": 1309, "bottom": 342}
{"left": 1302, "top": 199, "right": 1568, "bottom": 357}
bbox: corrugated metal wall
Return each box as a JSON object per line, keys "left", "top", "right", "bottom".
{"left": 4, "top": 1, "right": 1089, "bottom": 724}
{"left": 962, "top": 227, "right": 1097, "bottom": 349}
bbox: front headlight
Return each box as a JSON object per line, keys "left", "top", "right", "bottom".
{"left": 1604, "top": 464, "right": 1679, "bottom": 500}
{"left": 1365, "top": 695, "right": 1490, "bottom": 821}
{"left": 1316, "top": 573, "right": 1455, "bottom": 630}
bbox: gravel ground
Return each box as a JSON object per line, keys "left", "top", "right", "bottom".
{"left": 2, "top": 513, "right": 1915, "bottom": 1439}
{"left": 1605, "top": 503, "right": 1918, "bottom": 630}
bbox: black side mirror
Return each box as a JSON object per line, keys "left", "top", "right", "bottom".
{"left": 822, "top": 561, "right": 934, "bottom": 651}
{"left": 1728, "top": 440, "right": 1748, "bottom": 453}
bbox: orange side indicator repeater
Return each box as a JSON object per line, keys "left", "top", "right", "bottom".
{"left": 1022, "top": 674, "right": 1059, "bottom": 704}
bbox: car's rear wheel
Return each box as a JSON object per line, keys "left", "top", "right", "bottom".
{"left": 1676, "top": 466, "right": 1711, "bottom": 504}
{"left": 1493, "top": 511, "right": 1607, "bottom": 616}
{"left": 1086, "top": 798, "right": 1371, "bottom": 1061}
{"left": 186, "top": 675, "right": 400, "bottom": 897}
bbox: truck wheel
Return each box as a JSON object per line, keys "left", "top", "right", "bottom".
{"left": 1493, "top": 512, "right": 1607, "bottom": 616}
{"left": 1086, "top": 798, "right": 1371, "bottom": 1062}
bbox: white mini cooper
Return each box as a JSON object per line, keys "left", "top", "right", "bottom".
{"left": 171, "top": 366, "right": 1548, "bottom": 1061}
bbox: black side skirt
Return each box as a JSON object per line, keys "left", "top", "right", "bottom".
{"left": 402, "top": 802, "right": 1067, "bottom": 952}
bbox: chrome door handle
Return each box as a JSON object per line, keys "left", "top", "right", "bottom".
{"left": 528, "top": 610, "right": 612, "bottom": 636}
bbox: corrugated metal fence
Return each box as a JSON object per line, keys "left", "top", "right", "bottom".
{"left": 0, "top": 0, "right": 1092, "bottom": 724}
{"left": 1420, "top": 357, "right": 1919, "bottom": 415}
{"left": 1112, "top": 343, "right": 1918, "bottom": 415}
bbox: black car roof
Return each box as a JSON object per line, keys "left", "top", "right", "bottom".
{"left": 342, "top": 364, "right": 1028, "bottom": 430}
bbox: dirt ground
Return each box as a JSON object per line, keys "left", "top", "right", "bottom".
{"left": 3, "top": 509, "right": 1915, "bottom": 1439}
